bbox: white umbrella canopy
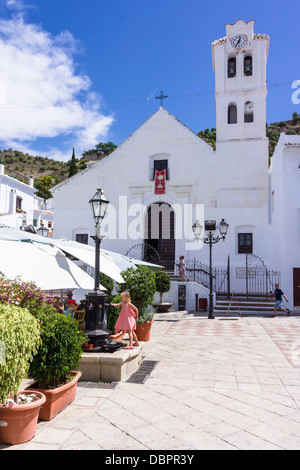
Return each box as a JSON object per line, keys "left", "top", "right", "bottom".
{"left": 0, "top": 240, "right": 105, "bottom": 291}
{"left": 0, "top": 226, "right": 124, "bottom": 283}
{"left": 100, "top": 249, "right": 163, "bottom": 272}
{"left": 0, "top": 225, "right": 162, "bottom": 283}
{"left": 52, "top": 240, "right": 125, "bottom": 284}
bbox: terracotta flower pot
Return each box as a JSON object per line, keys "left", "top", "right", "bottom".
{"left": 26, "top": 371, "right": 82, "bottom": 421}
{"left": 135, "top": 321, "right": 154, "bottom": 342}
{"left": 0, "top": 391, "right": 46, "bottom": 445}
{"left": 83, "top": 344, "right": 94, "bottom": 350}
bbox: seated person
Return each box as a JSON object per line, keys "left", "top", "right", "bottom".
{"left": 77, "top": 299, "right": 87, "bottom": 311}
{"left": 64, "top": 299, "right": 78, "bottom": 318}
{"left": 53, "top": 297, "right": 64, "bottom": 313}
{"left": 63, "top": 291, "right": 74, "bottom": 310}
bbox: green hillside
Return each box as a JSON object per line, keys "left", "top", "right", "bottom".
{"left": 0, "top": 144, "right": 114, "bottom": 199}
{"left": 0, "top": 114, "right": 299, "bottom": 199}
{"left": 197, "top": 112, "right": 300, "bottom": 159}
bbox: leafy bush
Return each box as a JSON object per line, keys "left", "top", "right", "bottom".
{"left": 0, "top": 276, "right": 56, "bottom": 318}
{"left": 0, "top": 304, "right": 41, "bottom": 404}
{"left": 107, "top": 294, "right": 122, "bottom": 332}
{"left": 136, "top": 307, "right": 155, "bottom": 324}
{"left": 100, "top": 272, "right": 114, "bottom": 296}
{"left": 29, "top": 313, "right": 87, "bottom": 389}
{"left": 99, "top": 272, "right": 119, "bottom": 332}
{"left": 155, "top": 271, "right": 171, "bottom": 303}
{"left": 117, "top": 266, "right": 156, "bottom": 316}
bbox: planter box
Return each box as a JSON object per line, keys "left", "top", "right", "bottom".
{"left": 155, "top": 302, "right": 172, "bottom": 313}
{"left": 26, "top": 371, "right": 81, "bottom": 421}
{"left": 0, "top": 391, "right": 46, "bottom": 445}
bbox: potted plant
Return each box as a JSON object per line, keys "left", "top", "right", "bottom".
{"left": 155, "top": 271, "right": 172, "bottom": 312}
{"left": 27, "top": 313, "right": 87, "bottom": 421}
{"left": 135, "top": 308, "right": 155, "bottom": 342}
{"left": 0, "top": 303, "right": 45, "bottom": 445}
{"left": 118, "top": 266, "right": 157, "bottom": 342}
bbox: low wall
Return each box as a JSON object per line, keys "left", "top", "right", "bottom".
{"left": 79, "top": 345, "right": 143, "bottom": 382}
{"left": 154, "top": 281, "right": 216, "bottom": 311}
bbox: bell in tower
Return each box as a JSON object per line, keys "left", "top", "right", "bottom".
{"left": 244, "top": 56, "right": 253, "bottom": 76}
{"left": 228, "top": 57, "right": 236, "bottom": 78}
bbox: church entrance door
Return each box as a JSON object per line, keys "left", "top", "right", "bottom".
{"left": 144, "top": 203, "right": 175, "bottom": 267}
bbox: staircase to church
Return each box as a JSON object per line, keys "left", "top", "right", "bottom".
{"left": 215, "top": 293, "right": 275, "bottom": 316}
{"left": 166, "top": 271, "right": 179, "bottom": 282}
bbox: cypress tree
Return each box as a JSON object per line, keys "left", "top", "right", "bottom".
{"left": 68, "top": 148, "right": 78, "bottom": 178}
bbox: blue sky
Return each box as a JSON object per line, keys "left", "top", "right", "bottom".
{"left": 0, "top": 0, "right": 299, "bottom": 161}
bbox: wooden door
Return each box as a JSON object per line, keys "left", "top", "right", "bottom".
{"left": 293, "top": 268, "right": 300, "bottom": 307}
{"left": 145, "top": 203, "right": 175, "bottom": 264}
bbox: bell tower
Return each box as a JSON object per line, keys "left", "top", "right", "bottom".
{"left": 212, "top": 19, "right": 269, "bottom": 143}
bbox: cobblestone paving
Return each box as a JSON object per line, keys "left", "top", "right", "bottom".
{"left": 3, "top": 312, "right": 300, "bottom": 450}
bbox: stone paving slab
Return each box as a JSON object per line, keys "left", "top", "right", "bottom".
{"left": 2, "top": 311, "right": 300, "bottom": 450}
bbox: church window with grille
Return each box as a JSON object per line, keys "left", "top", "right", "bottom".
{"left": 152, "top": 160, "right": 169, "bottom": 180}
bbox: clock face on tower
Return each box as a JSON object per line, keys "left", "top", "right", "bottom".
{"left": 231, "top": 34, "right": 248, "bottom": 49}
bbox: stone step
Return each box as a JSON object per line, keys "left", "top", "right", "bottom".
{"left": 217, "top": 295, "right": 274, "bottom": 303}
{"left": 213, "top": 310, "right": 276, "bottom": 316}
{"left": 216, "top": 300, "right": 274, "bottom": 308}
{"left": 215, "top": 305, "right": 274, "bottom": 312}
{"left": 217, "top": 292, "right": 272, "bottom": 298}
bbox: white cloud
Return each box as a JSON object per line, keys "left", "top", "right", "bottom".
{"left": 5, "top": 0, "right": 28, "bottom": 10}
{"left": 0, "top": 15, "right": 114, "bottom": 159}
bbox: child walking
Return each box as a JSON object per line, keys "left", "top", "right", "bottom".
{"left": 178, "top": 255, "right": 189, "bottom": 281}
{"left": 110, "top": 291, "right": 139, "bottom": 349}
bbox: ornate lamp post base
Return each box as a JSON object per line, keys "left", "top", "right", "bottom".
{"left": 84, "top": 291, "right": 123, "bottom": 353}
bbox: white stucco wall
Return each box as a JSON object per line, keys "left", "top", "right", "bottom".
{"left": 269, "top": 134, "right": 300, "bottom": 308}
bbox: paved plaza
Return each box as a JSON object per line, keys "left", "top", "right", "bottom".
{"left": 3, "top": 310, "right": 300, "bottom": 450}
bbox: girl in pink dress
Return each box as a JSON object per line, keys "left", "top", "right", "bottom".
{"left": 110, "top": 291, "right": 139, "bottom": 349}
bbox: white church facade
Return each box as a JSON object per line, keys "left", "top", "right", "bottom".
{"left": 52, "top": 20, "right": 300, "bottom": 309}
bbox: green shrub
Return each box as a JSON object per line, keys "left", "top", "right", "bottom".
{"left": 29, "top": 313, "right": 87, "bottom": 389}
{"left": 117, "top": 266, "right": 156, "bottom": 316}
{"left": 100, "top": 272, "right": 114, "bottom": 297}
{"left": 155, "top": 271, "right": 171, "bottom": 303}
{"left": 136, "top": 307, "right": 155, "bottom": 324}
{"left": 107, "top": 294, "right": 122, "bottom": 332}
{"left": 0, "top": 304, "right": 41, "bottom": 404}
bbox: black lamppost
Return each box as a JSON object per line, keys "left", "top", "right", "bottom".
{"left": 89, "top": 188, "right": 109, "bottom": 292}
{"left": 84, "top": 189, "right": 117, "bottom": 350}
{"left": 192, "top": 219, "right": 229, "bottom": 319}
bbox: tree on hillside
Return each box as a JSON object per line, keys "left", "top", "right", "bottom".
{"left": 34, "top": 175, "right": 54, "bottom": 200}
{"left": 82, "top": 141, "right": 117, "bottom": 158}
{"left": 68, "top": 148, "right": 78, "bottom": 178}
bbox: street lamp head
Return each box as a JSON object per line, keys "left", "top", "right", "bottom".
{"left": 204, "top": 220, "right": 216, "bottom": 232}
{"left": 192, "top": 220, "right": 203, "bottom": 241}
{"left": 219, "top": 219, "right": 229, "bottom": 239}
{"left": 37, "top": 223, "right": 49, "bottom": 237}
{"left": 89, "top": 188, "right": 110, "bottom": 225}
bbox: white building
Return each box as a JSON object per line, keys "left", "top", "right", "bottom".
{"left": 52, "top": 19, "right": 299, "bottom": 308}
{"left": 269, "top": 134, "right": 300, "bottom": 309}
{"left": 0, "top": 163, "right": 54, "bottom": 234}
